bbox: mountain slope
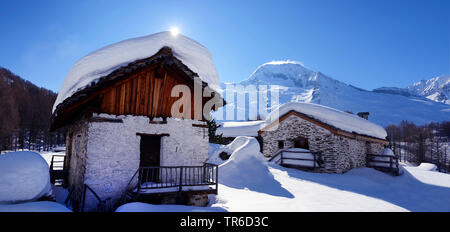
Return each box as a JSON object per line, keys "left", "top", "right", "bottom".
{"left": 0, "top": 67, "right": 62, "bottom": 150}
{"left": 219, "top": 61, "right": 450, "bottom": 126}
{"left": 374, "top": 75, "right": 450, "bottom": 104}
{"left": 407, "top": 75, "right": 450, "bottom": 104}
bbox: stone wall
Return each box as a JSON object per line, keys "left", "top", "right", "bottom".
{"left": 260, "top": 115, "right": 337, "bottom": 173}
{"left": 334, "top": 137, "right": 366, "bottom": 173}
{"left": 260, "top": 115, "right": 386, "bottom": 174}
{"left": 80, "top": 114, "right": 209, "bottom": 211}
{"left": 65, "top": 116, "right": 89, "bottom": 208}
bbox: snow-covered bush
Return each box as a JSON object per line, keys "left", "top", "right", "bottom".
{"left": 0, "top": 151, "right": 52, "bottom": 204}
{"left": 372, "top": 148, "right": 396, "bottom": 163}
{"left": 380, "top": 148, "right": 395, "bottom": 156}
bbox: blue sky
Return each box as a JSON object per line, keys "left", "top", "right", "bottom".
{"left": 0, "top": 0, "right": 448, "bottom": 93}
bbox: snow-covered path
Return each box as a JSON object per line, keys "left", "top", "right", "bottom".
{"left": 212, "top": 164, "right": 450, "bottom": 212}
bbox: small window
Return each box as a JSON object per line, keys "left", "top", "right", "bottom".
{"left": 278, "top": 140, "right": 284, "bottom": 149}
{"left": 294, "top": 137, "right": 309, "bottom": 149}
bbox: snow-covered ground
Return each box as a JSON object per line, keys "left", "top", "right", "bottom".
{"left": 211, "top": 164, "right": 450, "bottom": 212}
{"left": 2, "top": 143, "right": 449, "bottom": 212}
{"left": 116, "top": 202, "right": 226, "bottom": 212}
{"left": 0, "top": 201, "right": 71, "bottom": 212}
{"left": 119, "top": 139, "right": 450, "bottom": 212}
{"left": 207, "top": 138, "right": 450, "bottom": 212}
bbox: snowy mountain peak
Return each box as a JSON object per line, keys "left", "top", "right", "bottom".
{"left": 407, "top": 75, "right": 450, "bottom": 104}
{"left": 241, "top": 60, "right": 315, "bottom": 86}
{"left": 240, "top": 60, "right": 345, "bottom": 91}
{"left": 218, "top": 61, "right": 450, "bottom": 126}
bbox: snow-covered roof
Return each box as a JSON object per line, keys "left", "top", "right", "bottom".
{"left": 53, "top": 31, "right": 220, "bottom": 113}
{"left": 218, "top": 102, "right": 387, "bottom": 140}
{"left": 218, "top": 121, "right": 265, "bottom": 137}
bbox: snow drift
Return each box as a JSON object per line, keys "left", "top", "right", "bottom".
{"left": 209, "top": 136, "right": 258, "bottom": 165}
{"left": 53, "top": 31, "right": 220, "bottom": 113}
{"left": 0, "top": 201, "right": 70, "bottom": 212}
{"left": 416, "top": 163, "right": 438, "bottom": 172}
{"left": 0, "top": 151, "right": 52, "bottom": 204}
{"left": 115, "top": 202, "right": 226, "bottom": 212}
{"left": 217, "top": 136, "right": 293, "bottom": 197}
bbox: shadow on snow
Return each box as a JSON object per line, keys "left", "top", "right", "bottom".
{"left": 269, "top": 164, "right": 450, "bottom": 212}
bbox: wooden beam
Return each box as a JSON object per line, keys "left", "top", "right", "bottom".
{"left": 192, "top": 124, "right": 208, "bottom": 128}
{"left": 136, "top": 133, "right": 170, "bottom": 137}
{"left": 89, "top": 117, "right": 123, "bottom": 123}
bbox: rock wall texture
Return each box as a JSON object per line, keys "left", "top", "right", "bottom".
{"left": 66, "top": 114, "right": 209, "bottom": 211}
{"left": 260, "top": 115, "right": 385, "bottom": 174}
{"left": 66, "top": 116, "right": 89, "bottom": 208}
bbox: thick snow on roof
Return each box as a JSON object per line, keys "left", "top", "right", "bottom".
{"left": 218, "top": 102, "right": 387, "bottom": 140}
{"left": 53, "top": 31, "right": 220, "bottom": 113}
{"left": 265, "top": 102, "right": 387, "bottom": 139}
{"left": 217, "top": 121, "right": 264, "bottom": 137}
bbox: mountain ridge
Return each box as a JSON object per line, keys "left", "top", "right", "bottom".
{"left": 218, "top": 61, "right": 450, "bottom": 126}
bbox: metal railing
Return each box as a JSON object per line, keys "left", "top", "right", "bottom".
{"left": 64, "top": 184, "right": 111, "bottom": 212}
{"left": 125, "top": 163, "right": 218, "bottom": 194}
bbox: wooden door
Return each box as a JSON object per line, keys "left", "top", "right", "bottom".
{"left": 139, "top": 135, "right": 161, "bottom": 183}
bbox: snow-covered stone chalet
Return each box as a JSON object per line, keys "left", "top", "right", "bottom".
{"left": 218, "top": 102, "right": 389, "bottom": 174}
{"left": 50, "top": 32, "right": 224, "bottom": 211}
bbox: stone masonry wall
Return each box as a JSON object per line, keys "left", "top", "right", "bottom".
{"left": 66, "top": 116, "right": 89, "bottom": 208}
{"left": 261, "top": 115, "right": 338, "bottom": 173}
{"left": 260, "top": 115, "right": 386, "bottom": 174}
{"left": 81, "top": 114, "right": 209, "bottom": 211}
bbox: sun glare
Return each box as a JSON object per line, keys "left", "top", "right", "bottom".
{"left": 170, "top": 27, "right": 180, "bottom": 36}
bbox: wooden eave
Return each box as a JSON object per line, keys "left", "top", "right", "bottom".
{"left": 50, "top": 46, "right": 225, "bottom": 131}
{"left": 257, "top": 110, "right": 388, "bottom": 144}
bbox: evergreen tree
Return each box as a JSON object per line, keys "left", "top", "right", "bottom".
{"left": 207, "top": 119, "right": 223, "bottom": 144}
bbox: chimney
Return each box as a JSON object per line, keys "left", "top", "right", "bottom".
{"left": 357, "top": 112, "right": 370, "bottom": 120}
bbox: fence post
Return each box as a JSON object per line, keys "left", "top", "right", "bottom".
{"left": 215, "top": 165, "right": 219, "bottom": 195}
{"left": 280, "top": 152, "right": 283, "bottom": 166}
{"left": 179, "top": 167, "right": 183, "bottom": 193}
{"left": 313, "top": 153, "right": 316, "bottom": 169}
{"left": 81, "top": 185, "right": 87, "bottom": 212}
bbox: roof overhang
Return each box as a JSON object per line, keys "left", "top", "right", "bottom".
{"left": 50, "top": 46, "right": 225, "bottom": 131}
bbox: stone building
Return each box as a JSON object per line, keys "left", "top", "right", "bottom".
{"left": 219, "top": 102, "right": 389, "bottom": 174}
{"left": 50, "top": 32, "right": 223, "bottom": 211}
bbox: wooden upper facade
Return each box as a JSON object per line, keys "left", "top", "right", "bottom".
{"left": 50, "top": 47, "right": 223, "bottom": 130}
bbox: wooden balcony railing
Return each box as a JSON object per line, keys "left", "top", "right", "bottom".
{"left": 123, "top": 163, "right": 218, "bottom": 198}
